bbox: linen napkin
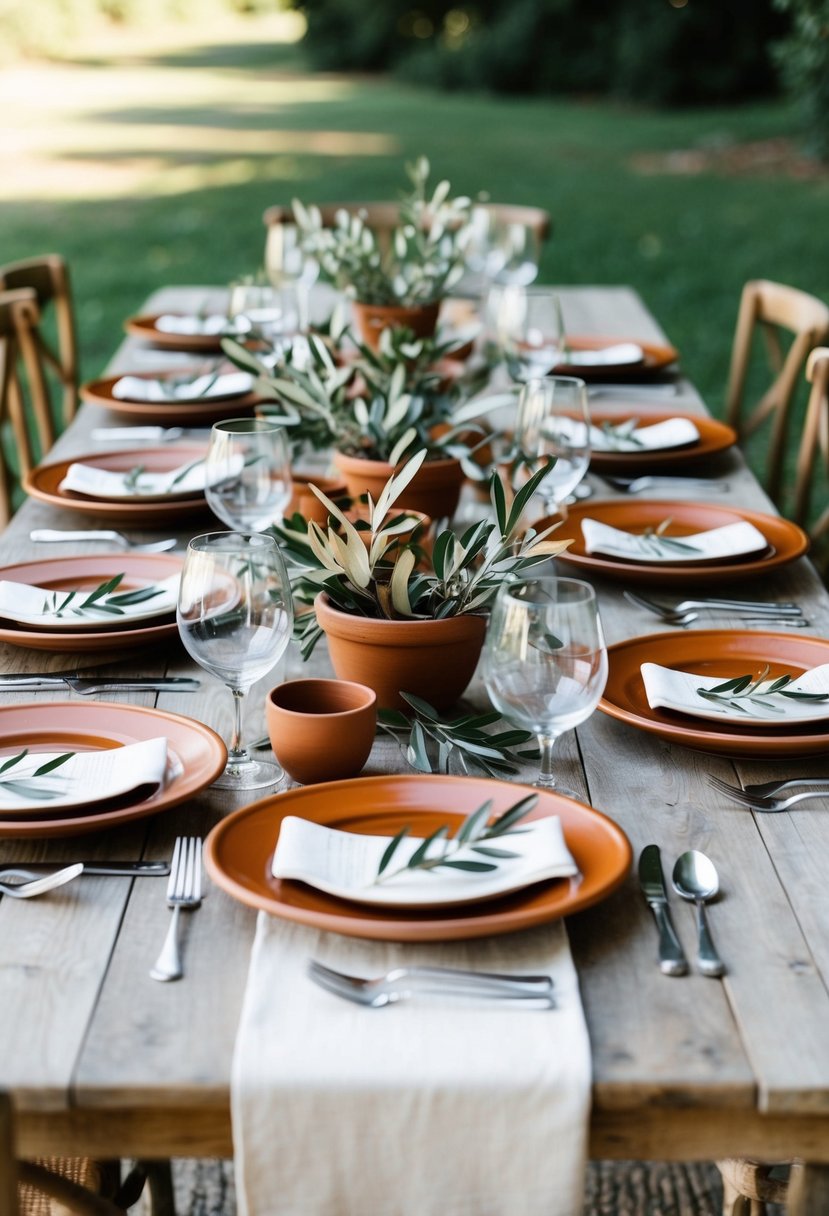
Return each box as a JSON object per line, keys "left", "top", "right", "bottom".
{"left": 111, "top": 371, "right": 253, "bottom": 403}
{"left": 0, "top": 736, "right": 168, "bottom": 814}
{"left": 232, "top": 916, "right": 591, "bottom": 1216}
{"left": 154, "top": 313, "right": 245, "bottom": 336}
{"left": 581, "top": 518, "right": 768, "bottom": 563}
{"left": 590, "top": 417, "right": 700, "bottom": 453}
{"left": 0, "top": 574, "right": 179, "bottom": 630}
{"left": 59, "top": 455, "right": 226, "bottom": 500}
{"left": 642, "top": 661, "right": 829, "bottom": 726}
{"left": 272, "top": 814, "right": 579, "bottom": 907}
{"left": 558, "top": 341, "right": 644, "bottom": 368}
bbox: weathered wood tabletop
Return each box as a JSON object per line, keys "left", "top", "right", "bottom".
{"left": 2, "top": 285, "right": 829, "bottom": 1211}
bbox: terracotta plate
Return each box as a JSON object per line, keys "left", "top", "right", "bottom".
{"left": 588, "top": 411, "right": 737, "bottom": 475}
{"left": 600, "top": 630, "right": 829, "bottom": 758}
{"left": 80, "top": 369, "right": 260, "bottom": 424}
{"left": 0, "top": 701, "right": 226, "bottom": 837}
{"left": 23, "top": 445, "right": 212, "bottom": 524}
{"left": 204, "top": 774, "right": 632, "bottom": 942}
{"left": 549, "top": 500, "right": 808, "bottom": 585}
{"left": 552, "top": 336, "right": 679, "bottom": 381}
{"left": 124, "top": 314, "right": 242, "bottom": 353}
{"left": 0, "top": 554, "right": 182, "bottom": 651}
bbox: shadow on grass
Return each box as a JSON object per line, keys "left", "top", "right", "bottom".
{"left": 66, "top": 39, "right": 306, "bottom": 74}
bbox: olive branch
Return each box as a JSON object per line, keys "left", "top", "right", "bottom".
{"left": 697, "top": 664, "right": 829, "bottom": 717}
{"left": 638, "top": 518, "right": 702, "bottom": 556}
{"left": 374, "top": 792, "right": 537, "bottom": 885}
{"left": 599, "top": 418, "right": 645, "bottom": 450}
{"left": 0, "top": 749, "right": 75, "bottom": 800}
{"left": 42, "top": 574, "right": 165, "bottom": 619}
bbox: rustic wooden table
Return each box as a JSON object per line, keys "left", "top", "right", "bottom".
{"left": 2, "top": 285, "right": 829, "bottom": 1212}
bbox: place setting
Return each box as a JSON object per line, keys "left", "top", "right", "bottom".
{"left": 79, "top": 363, "right": 262, "bottom": 425}
{"left": 586, "top": 408, "right": 738, "bottom": 476}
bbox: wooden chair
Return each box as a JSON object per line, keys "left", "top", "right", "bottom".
{"left": 793, "top": 346, "right": 829, "bottom": 543}
{"left": 0, "top": 255, "right": 78, "bottom": 427}
{"left": 0, "top": 287, "right": 56, "bottom": 526}
{"left": 725, "top": 279, "right": 829, "bottom": 506}
{"left": 718, "top": 1157, "right": 795, "bottom": 1215}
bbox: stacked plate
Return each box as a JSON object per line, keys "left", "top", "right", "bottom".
{"left": 80, "top": 366, "right": 260, "bottom": 425}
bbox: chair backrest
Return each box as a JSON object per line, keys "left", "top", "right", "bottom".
{"left": 794, "top": 346, "right": 829, "bottom": 542}
{"left": 0, "top": 288, "right": 56, "bottom": 526}
{"left": 725, "top": 279, "right": 829, "bottom": 505}
{"left": 0, "top": 254, "right": 78, "bottom": 426}
{"left": 0, "top": 1093, "right": 17, "bottom": 1216}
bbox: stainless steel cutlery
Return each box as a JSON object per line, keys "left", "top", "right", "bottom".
{"left": 623, "top": 590, "right": 807, "bottom": 627}
{"left": 31, "top": 529, "right": 178, "bottom": 553}
{"left": 638, "top": 845, "right": 688, "bottom": 976}
{"left": 8, "top": 860, "right": 170, "bottom": 877}
{"left": 672, "top": 852, "right": 726, "bottom": 977}
{"left": 308, "top": 960, "right": 556, "bottom": 1007}
{"left": 149, "top": 837, "right": 203, "bottom": 983}
{"left": 0, "top": 673, "right": 199, "bottom": 694}
{"left": 603, "top": 475, "right": 729, "bottom": 495}
{"left": 0, "top": 864, "right": 84, "bottom": 899}
{"left": 709, "top": 775, "right": 829, "bottom": 800}
{"left": 708, "top": 779, "right": 829, "bottom": 813}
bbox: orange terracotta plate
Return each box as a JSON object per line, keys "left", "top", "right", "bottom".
{"left": 0, "top": 553, "right": 182, "bottom": 652}
{"left": 552, "top": 336, "right": 679, "bottom": 381}
{"left": 588, "top": 411, "right": 737, "bottom": 475}
{"left": 80, "top": 369, "right": 260, "bottom": 424}
{"left": 23, "top": 445, "right": 212, "bottom": 525}
{"left": 204, "top": 774, "right": 632, "bottom": 942}
{"left": 600, "top": 630, "right": 829, "bottom": 758}
{"left": 124, "top": 314, "right": 241, "bottom": 353}
{"left": 0, "top": 701, "right": 226, "bottom": 837}
{"left": 548, "top": 500, "right": 808, "bottom": 586}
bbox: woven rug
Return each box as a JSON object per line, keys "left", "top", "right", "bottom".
{"left": 132, "top": 1158, "right": 783, "bottom": 1215}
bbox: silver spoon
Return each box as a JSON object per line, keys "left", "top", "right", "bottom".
{"left": 672, "top": 851, "right": 725, "bottom": 977}
{"left": 0, "top": 864, "right": 84, "bottom": 899}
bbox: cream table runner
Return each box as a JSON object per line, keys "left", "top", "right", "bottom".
{"left": 232, "top": 915, "right": 591, "bottom": 1216}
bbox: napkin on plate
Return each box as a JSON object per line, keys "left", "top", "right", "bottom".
{"left": 154, "top": 313, "right": 244, "bottom": 336}
{"left": 232, "top": 917, "right": 590, "bottom": 1216}
{"left": 0, "top": 736, "right": 168, "bottom": 814}
{"left": 581, "top": 518, "right": 768, "bottom": 563}
{"left": 111, "top": 371, "right": 253, "bottom": 403}
{"left": 0, "top": 574, "right": 179, "bottom": 630}
{"left": 560, "top": 342, "right": 644, "bottom": 368}
{"left": 59, "top": 455, "right": 226, "bottom": 500}
{"left": 272, "top": 815, "right": 579, "bottom": 907}
{"left": 590, "top": 417, "right": 700, "bottom": 453}
{"left": 642, "top": 661, "right": 829, "bottom": 727}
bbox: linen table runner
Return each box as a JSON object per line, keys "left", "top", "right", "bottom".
{"left": 233, "top": 915, "right": 591, "bottom": 1216}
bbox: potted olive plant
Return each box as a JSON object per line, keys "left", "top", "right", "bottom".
{"left": 292, "top": 157, "right": 472, "bottom": 349}
{"left": 273, "top": 449, "right": 569, "bottom": 710}
{"left": 224, "top": 323, "right": 505, "bottom": 521}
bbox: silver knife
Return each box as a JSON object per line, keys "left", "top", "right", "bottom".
{"left": 2, "top": 861, "right": 170, "bottom": 877}
{"left": 0, "top": 674, "right": 200, "bottom": 695}
{"left": 638, "top": 844, "right": 689, "bottom": 976}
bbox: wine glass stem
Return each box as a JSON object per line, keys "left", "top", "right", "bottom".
{"left": 227, "top": 687, "right": 250, "bottom": 769}
{"left": 536, "top": 733, "right": 560, "bottom": 789}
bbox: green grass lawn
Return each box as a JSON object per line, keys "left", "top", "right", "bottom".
{"left": 2, "top": 12, "right": 828, "bottom": 504}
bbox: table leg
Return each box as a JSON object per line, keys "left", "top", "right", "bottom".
{"left": 787, "top": 1163, "right": 829, "bottom": 1214}
{"left": 0, "top": 1092, "right": 17, "bottom": 1214}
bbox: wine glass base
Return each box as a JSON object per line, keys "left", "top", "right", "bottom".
{"left": 213, "top": 758, "right": 285, "bottom": 791}
{"left": 532, "top": 778, "right": 582, "bottom": 801}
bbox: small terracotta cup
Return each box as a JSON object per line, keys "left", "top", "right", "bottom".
{"left": 266, "top": 679, "right": 377, "bottom": 784}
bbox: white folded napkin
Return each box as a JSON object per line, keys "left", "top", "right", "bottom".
{"left": 272, "top": 815, "right": 578, "bottom": 907}
{"left": 154, "top": 313, "right": 245, "bottom": 336}
{"left": 0, "top": 574, "right": 179, "bottom": 630}
{"left": 581, "top": 518, "right": 768, "bottom": 563}
{"left": 590, "top": 417, "right": 700, "bottom": 453}
{"left": 560, "top": 342, "right": 644, "bottom": 368}
{"left": 0, "top": 736, "right": 168, "bottom": 813}
{"left": 111, "top": 371, "right": 252, "bottom": 403}
{"left": 59, "top": 455, "right": 226, "bottom": 500}
{"left": 642, "top": 661, "right": 829, "bottom": 726}
{"left": 232, "top": 916, "right": 590, "bottom": 1216}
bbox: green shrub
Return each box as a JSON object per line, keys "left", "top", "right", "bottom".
{"left": 773, "top": 0, "right": 829, "bottom": 158}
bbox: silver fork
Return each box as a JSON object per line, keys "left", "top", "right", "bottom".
{"left": 709, "top": 787, "right": 829, "bottom": 814}
{"left": 149, "top": 837, "right": 202, "bottom": 982}
{"left": 624, "top": 590, "right": 802, "bottom": 616}
{"left": 603, "top": 475, "right": 729, "bottom": 495}
{"left": 31, "top": 529, "right": 177, "bottom": 554}
{"left": 0, "top": 864, "right": 84, "bottom": 899}
{"left": 709, "top": 775, "right": 829, "bottom": 799}
{"left": 308, "top": 960, "right": 556, "bottom": 1008}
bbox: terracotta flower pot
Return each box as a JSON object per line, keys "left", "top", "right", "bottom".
{"left": 351, "top": 300, "right": 441, "bottom": 350}
{"left": 332, "top": 450, "right": 465, "bottom": 521}
{"left": 314, "top": 593, "right": 487, "bottom": 711}
{"left": 266, "top": 678, "right": 377, "bottom": 784}
{"left": 286, "top": 475, "right": 349, "bottom": 525}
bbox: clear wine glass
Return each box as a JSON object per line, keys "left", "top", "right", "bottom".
{"left": 514, "top": 376, "right": 591, "bottom": 516}
{"left": 228, "top": 278, "right": 307, "bottom": 339}
{"left": 177, "top": 531, "right": 294, "bottom": 790}
{"left": 264, "top": 223, "right": 320, "bottom": 290}
{"left": 205, "top": 418, "right": 292, "bottom": 533}
{"left": 466, "top": 210, "right": 540, "bottom": 290}
{"left": 482, "top": 576, "right": 608, "bottom": 794}
{"left": 487, "top": 284, "right": 564, "bottom": 382}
